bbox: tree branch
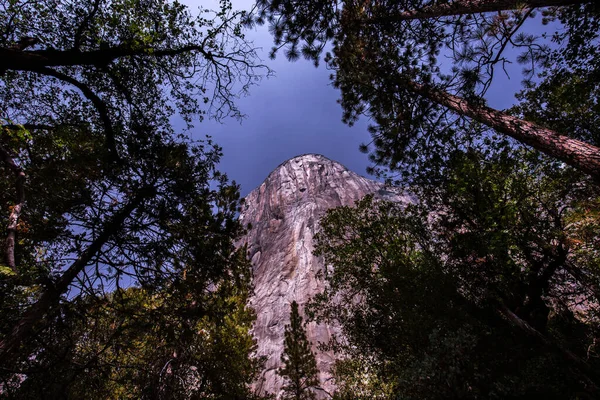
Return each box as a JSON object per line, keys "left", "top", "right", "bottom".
{"left": 32, "top": 67, "right": 117, "bottom": 158}
{"left": 0, "top": 43, "right": 213, "bottom": 72}
{"left": 458, "top": 287, "right": 600, "bottom": 393}
{"left": 72, "top": 0, "right": 102, "bottom": 51}
{"left": 496, "top": 301, "right": 600, "bottom": 392}
{"left": 0, "top": 188, "right": 151, "bottom": 361}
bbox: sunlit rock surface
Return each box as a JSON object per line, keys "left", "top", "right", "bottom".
{"left": 238, "top": 154, "right": 410, "bottom": 398}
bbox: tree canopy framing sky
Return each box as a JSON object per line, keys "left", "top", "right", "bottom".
{"left": 188, "top": 0, "right": 542, "bottom": 195}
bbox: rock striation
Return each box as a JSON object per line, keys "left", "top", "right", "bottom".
{"left": 238, "top": 154, "right": 409, "bottom": 398}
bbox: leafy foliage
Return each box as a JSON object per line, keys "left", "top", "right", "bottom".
{"left": 1, "top": 0, "right": 268, "bottom": 136}
{"left": 311, "top": 142, "right": 600, "bottom": 398}
{"left": 0, "top": 0, "right": 269, "bottom": 396}
{"left": 11, "top": 271, "right": 263, "bottom": 399}
{"left": 329, "top": 356, "right": 394, "bottom": 400}
{"left": 0, "top": 128, "right": 268, "bottom": 396}
{"left": 256, "top": 0, "right": 600, "bottom": 182}
{"left": 513, "top": 3, "right": 600, "bottom": 147}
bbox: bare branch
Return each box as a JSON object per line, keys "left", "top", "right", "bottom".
{"left": 0, "top": 187, "right": 152, "bottom": 361}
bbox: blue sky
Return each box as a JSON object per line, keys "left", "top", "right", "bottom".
{"left": 186, "top": 0, "right": 529, "bottom": 196}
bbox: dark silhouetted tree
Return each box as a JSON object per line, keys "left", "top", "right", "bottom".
{"left": 311, "top": 142, "right": 600, "bottom": 398}
{"left": 0, "top": 1, "right": 270, "bottom": 395}
{"left": 1, "top": 0, "right": 269, "bottom": 277}
{"left": 279, "top": 301, "right": 319, "bottom": 400}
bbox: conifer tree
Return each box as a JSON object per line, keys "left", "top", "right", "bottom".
{"left": 278, "top": 301, "right": 319, "bottom": 400}
{"left": 256, "top": 0, "right": 600, "bottom": 182}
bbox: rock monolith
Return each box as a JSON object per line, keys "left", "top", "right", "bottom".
{"left": 239, "top": 154, "right": 408, "bottom": 398}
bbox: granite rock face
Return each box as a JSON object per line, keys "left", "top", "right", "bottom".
{"left": 238, "top": 154, "right": 409, "bottom": 398}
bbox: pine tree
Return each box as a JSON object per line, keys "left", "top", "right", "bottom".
{"left": 256, "top": 0, "right": 600, "bottom": 182}
{"left": 278, "top": 301, "right": 319, "bottom": 400}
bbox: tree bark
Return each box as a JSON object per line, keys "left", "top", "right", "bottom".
{"left": 372, "top": 0, "right": 589, "bottom": 22}
{"left": 407, "top": 81, "right": 600, "bottom": 181}
{"left": 0, "top": 190, "right": 149, "bottom": 361}
{"left": 0, "top": 44, "right": 211, "bottom": 73}
{"left": 0, "top": 144, "right": 25, "bottom": 274}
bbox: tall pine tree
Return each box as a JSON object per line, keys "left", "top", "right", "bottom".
{"left": 279, "top": 301, "right": 319, "bottom": 400}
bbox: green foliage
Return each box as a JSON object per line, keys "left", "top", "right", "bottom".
{"left": 12, "top": 266, "right": 263, "bottom": 399}
{"left": 0, "top": 2, "right": 270, "bottom": 396}
{"left": 0, "top": 0, "right": 267, "bottom": 132}
{"left": 513, "top": 3, "right": 600, "bottom": 147}
{"left": 278, "top": 301, "right": 319, "bottom": 400}
{"left": 0, "top": 129, "right": 268, "bottom": 396}
{"left": 257, "top": 0, "right": 600, "bottom": 183}
{"left": 311, "top": 143, "right": 600, "bottom": 398}
{"left": 330, "top": 356, "right": 394, "bottom": 400}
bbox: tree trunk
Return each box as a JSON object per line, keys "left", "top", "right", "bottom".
{"left": 0, "top": 191, "right": 148, "bottom": 361}
{"left": 407, "top": 81, "right": 600, "bottom": 181}
{"left": 0, "top": 144, "right": 25, "bottom": 273}
{"left": 373, "top": 0, "right": 589, "bottom": 22}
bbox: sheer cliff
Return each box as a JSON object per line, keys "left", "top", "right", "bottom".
{"left": 238, "top": 154, "right": 409, "bottom": 398}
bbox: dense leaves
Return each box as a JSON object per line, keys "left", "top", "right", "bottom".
{"left": 0, "top": 129, "right": 268, "bottom": 396}
{"left": 10, "top": 274, "right": 262, "bottom": 399}
{"left": 0, "top": 0, "right": 268, "bottom": 396}
{"left": 513, "top": 3, "right": 600, "bottom": 147}
{"left": 311, "top": 143, "right": 600, "bottom": 398}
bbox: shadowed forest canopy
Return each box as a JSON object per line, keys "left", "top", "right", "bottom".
{"left": 0, "top": 0, "right": 271, "bottom": 397}
{"left": 256, "top": 0, "right": 600, "bottom": 182}
{"left": 0, "top": 0, "right": 269, "bottom": 153}
{"left": 311, "top": 142, "right": 600, "bottom": 398}
{"left": 256, "top": 0, "right": 600, "bottom": 398}
{"left": 1, "top": 0, "right": 600, "bottom": 398}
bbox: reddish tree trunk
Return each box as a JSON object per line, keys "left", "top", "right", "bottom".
{"left": 408, "top": 81, "right": 600, "bottom": 181}
{"left": 376, "top": 0, "right": 589, "bottom": 22}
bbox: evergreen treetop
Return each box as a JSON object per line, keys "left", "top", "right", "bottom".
{"left": 279, "top": 300, "right": 319, "bottom": 400}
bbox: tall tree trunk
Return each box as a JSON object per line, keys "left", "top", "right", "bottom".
{"left": 373, "top": 0, "right": 589, "bottom": 22}
{"left": 0, "top": 144, "right": 25, "bottom": 274}
{"left": 407, "top": 81, "right": 600, "bottom": 181}
{"left": 0, "top": 191, "right": 148, "bottom": 361}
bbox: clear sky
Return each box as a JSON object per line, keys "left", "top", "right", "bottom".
{"left": 185, "top": 0, "right": 528, "bottom": 197}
